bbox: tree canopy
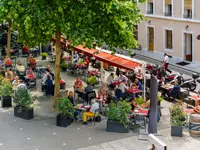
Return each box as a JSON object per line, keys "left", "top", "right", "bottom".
{"left": 16, "top": 0, "right": 145, "bottom": 49}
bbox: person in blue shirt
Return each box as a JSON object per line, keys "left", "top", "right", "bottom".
{"left": 74, "top": 51, "right": 79, "bottom": 63}
{"left": 131, "top": 78, "right": 143, "bottom": 97}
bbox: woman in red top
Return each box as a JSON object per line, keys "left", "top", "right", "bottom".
{"left": 4, "top": 56, "right": 12, "bottom": 67}
{"left": 84, "top": 56, "right": 90, "bottom": 67}
{"left": 74, "top": 77, "right": 83, "bottom": 90}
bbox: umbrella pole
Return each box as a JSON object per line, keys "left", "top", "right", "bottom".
{"left": 100, "top": 62, "right": 104, "bottom": 84}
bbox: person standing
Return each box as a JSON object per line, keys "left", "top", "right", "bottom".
{"left": 163, "top": 53, "right": 169, "bottom": 70}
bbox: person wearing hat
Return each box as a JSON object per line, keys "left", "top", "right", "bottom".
{"left": 82, "top": 99, "right": 99, "bottom": 125}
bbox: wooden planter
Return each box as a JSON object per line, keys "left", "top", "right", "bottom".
{"left": 107, "top": 120, "right": 129, "bottom": 133}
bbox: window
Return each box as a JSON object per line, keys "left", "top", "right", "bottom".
{"left": 165, "top": 30, "right": 173, "bottom": 49}
{"left": 164, "top": 0, "right": 172, "bottom": 16}
{"left": 147, "top": 0, "right": 154, "bottom": 14}
{"left": 183, "top": 0, "right": 192, "bottom": 19}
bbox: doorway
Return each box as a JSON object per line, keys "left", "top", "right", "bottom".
{"left": 184, "top": 33, "right": 192, "bottom": 61}
{"left": 148, "top": 27, "right": 154, "bottom": 51}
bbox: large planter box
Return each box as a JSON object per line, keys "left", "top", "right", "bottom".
{"left": 56, "top": 114, "right": 73, "bottom": 127}
{"left": 171, "top": 126, "right": 182, "bottom": 137}
{"left": 1, "top": 96, "right": 12, "bottom": 107}
{"left": 14, "top": 106, "right": 34, "bottom": 120}
{"left": 107, "top": 120, "right": 129, "bottom": 133}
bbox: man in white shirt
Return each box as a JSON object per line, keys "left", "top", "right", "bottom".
{"left": 118, "top": 80, "right": 128, "bottom": 94}
{"left": 82, "top": 99, "right": 99, "bottom": 125}
{"left": 163, "top": 53, "right": 169, "bottom": 70}
{"left": 17, "top": 80, "right": 27, "bottom": 91}
{"left": 106, "top": 73, "right": 114, "bottom": 86}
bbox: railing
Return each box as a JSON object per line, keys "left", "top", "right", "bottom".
{"left": 164, "top": 12, "right": 172, "bottom": 17}
{"left": 147, "top": 10, "right": 154, "bottom": 15}
{"left": 183, "top": 13, "right": 192, "bottom": 19}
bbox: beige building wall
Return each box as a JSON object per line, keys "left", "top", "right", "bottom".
{"left": 138, "top": 0, "right": 200, "bottom": 63}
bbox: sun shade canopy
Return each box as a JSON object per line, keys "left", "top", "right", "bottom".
{"left": 95, "top": 51, "right": 141, "bottom": 70}
{"left": 74, "top": 45, "right": 98, "bottom": 57}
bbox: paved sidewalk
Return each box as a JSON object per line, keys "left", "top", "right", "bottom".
{"left": 135, "top": 50, "right": 200, "bottom": 74}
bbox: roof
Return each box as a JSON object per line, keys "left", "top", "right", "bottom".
{"left": 74, "top": 45, "right": 98, "bottom": 57}
{"left": 95, "top": 51, "right": 141, "bottom": 70}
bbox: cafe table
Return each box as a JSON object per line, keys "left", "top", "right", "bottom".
{"left": 74, "top": 104, "right": 90, "bottom": 121}
{"left": 128, "top": 89, "right": 142, "bottom": 97}
{"left": 187, "top": 95, "right": 200, "bottom": 107}
{"left": 96, "top": 97, "right": 107, "bottom": 114}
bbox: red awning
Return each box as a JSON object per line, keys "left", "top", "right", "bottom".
{"left": 74, "top": 45, "right": 98, "bottom": 57}
{"left": 95, "top": 52, "right": 141, "bottom": 70}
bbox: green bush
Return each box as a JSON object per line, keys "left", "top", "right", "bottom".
{"left": 169, "top": 103, "right": 186, "bottom": 127}
{"left": 40, "top": 52, "right": 48, "bottom": 57}
{"left": 158, "top": 94, "right": 163, "bottom": 103}
{"left": 14, "top": 88, "right": 36, "bottom": 108}
{"left": 57, "top": 97, "right": 75, "bottom": 118}
{"left": 60, "top": 61, "right": 68, "bottom": 70}
{"left": 135, "top": 97, "right": 144, "bottom": 105}
{"left": 78, "top": 58, "right": 84, "bottom": 64}
{"left": 107, "top": 101, "right": 131, "bottom": 128}
{"left": 87, "top": 76, "right": 97, "bottom": 85}
{"left": 0, "top": 82, "right": 13, "bottom": 97}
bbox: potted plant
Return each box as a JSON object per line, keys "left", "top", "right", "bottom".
{"left": 169, "top": 103, "right": 186, "bottom": 137}
{"left": 135, "top": 97, "right": 144, "bottom": 106}
{"left": 87, "top": 76, "right": 97, "bottom": 86}
{"left": 107, "top": 101, "right": 131, "bottom": 133}
{"left": 13, "top": 88, "right": 36, "bottom": 120}
{"left": 158, "top": 94, "right": 163, "bottom": 106}
{"left": 57, "top": 97, "right": 75, "bottom": 127}
{"left": 60, "top": 61, "right": 68, "bottom": 71}
{"left": 0, "top": 82, "right": 13, "bottom": 107}
{"left": 40, "top": 52, "right": 48, "bottom": 60}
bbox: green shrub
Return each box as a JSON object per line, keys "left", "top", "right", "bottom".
{"left": 40, "top": 52, "right": 48, "bottom": 57}
{"left": 87, "top": 76, "right": 97, "bottom": 85}
{"left": 169, "top": 103, "right": 186, "bottom": 127}
{"left": 158, "top": 94, "right": 163, "bottom": 103}
{"left": 107, "top": 101, "right": 131, "bottom": 128}
{"left": 14, "top": 88, "right": 36, "bottom": 108}
{"left": 135, "top": 97, "right": 144, "bottom": 105}
{"left": 57, "top": 97, "right": 75, "bottom": 118}
{"left": 0, "top": 82, "right": 13, "bottom": 97}
{"left": 60, "top": 61, "right": 68, "bottom": 70}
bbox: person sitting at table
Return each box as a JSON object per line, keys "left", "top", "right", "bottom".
{"left": 74, "top": 51, "right": 79, "bottom": 63}
{"left": 62, "top": 50, "right": 70, "bottom": 60}
{"left": 46, "top": 65, "right": 52, "bottom": 73}
{"left": 136, "top": 69, "right": 144, "bottom": 80}
{"left": 130, "top": 98, "right": 138, "bottom": 111}
{"left": 5, "top": 69, "right": 14, "bottom": 80}
{"left": 28, "top": 55, "right": 37, "bottom": 69}
{"left": 97, "top": 83, "right": 108, "bottom": 99}
{"left": 4, "top": 56, "right": 12, "bottom": 68}
{"left": 118, "top": 72, "right": 128, "bottom": 83}
{"left": 82, "top": 99, "right": 99, "bottom": 125}
{"left": 167, "top": 81, "right": 180, "bottom": 100}
{"left": 74, "top": 77, "right": 83, "bottom": 92}
{"left": 17, "top": 80, "right": 27, "bottom": 91}
{"left": 193, "top": 100, "right": 200, "bottom": 114}
{"left": 78, "top": 83, "right": 94, "bottom": 102}
{"left": 118, "top": 80, "right": 128, "bottom": 98}
{"left": 45, "top": 75, "right": 54, "bottom": 95}
{"left": 106, "top": 73, "right": 115, "bottom": 88}
{"left": 68, "top": 91, "right": 75, "bottom": 106}
{"left": 84, "top": 56, "right": 90, "bottom": 67}
{"left": 12, "top": 76, "right": 20, "bottom": 89}
{"left": 131, "top": 78, "right": 143, "bottom": 90}
{"left": 158, "top": 77, "right": 166, "bottom": 91}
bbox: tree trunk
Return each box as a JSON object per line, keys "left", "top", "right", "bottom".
{"left": 7, "top": 23, "right": 12, "bottom": 57}
{"left": 52, "top": 31, "right": 61, "bottom": 109}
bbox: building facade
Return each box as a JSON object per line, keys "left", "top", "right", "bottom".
{"left": 137, "top": 0, "right": 200, "bottom": 64}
